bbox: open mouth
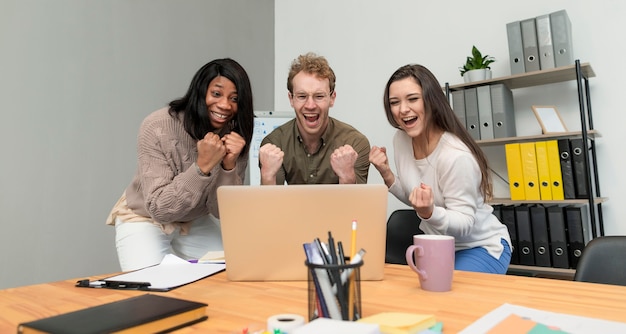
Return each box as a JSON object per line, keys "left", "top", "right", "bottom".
{"left": 304, "top": 113, "right": 319, "bottom": 124}
{"left": 211, "top": 111, "right": 229, "bottom": 120}
{"left": 402, "top": 116, "right": 418, "bottom": 126}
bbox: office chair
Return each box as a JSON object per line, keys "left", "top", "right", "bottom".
{"left": 385, "top": 209, "right": 423, "bottom": 265}
{"left": 573, "top": 236, "right": 626, "bottom": 286}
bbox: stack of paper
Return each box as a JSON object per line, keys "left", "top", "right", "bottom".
{"left": 357, "top": 312, "right": 437, "bottom": 334}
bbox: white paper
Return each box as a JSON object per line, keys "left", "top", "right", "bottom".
{"left": 198, "top": 250, "right": 225, "bottom": 264}
{"left": 105, "top": 254, "right": 225, "bottom": 290}
{"left": 459, "top": 303, "right": 626, "bottom": 334}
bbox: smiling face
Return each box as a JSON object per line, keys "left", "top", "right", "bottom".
{"left": 388, "top": 77, "right": 428, "bottom": 140}
{"left": 205, "top": 75, "right": 238, "bottom": 130}
{"left": 289, "top": 71, "right": 336, "bottom": 139}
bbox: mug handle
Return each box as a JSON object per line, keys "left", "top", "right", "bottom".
{"left": 405, "top": 245, "right": 428, "bottom": 280}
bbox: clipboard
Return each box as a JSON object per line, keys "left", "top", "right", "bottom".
{"left": 76, "top": 254, "right": 225, "bottom": 291}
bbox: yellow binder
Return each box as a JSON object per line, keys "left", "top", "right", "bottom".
{"left": 534, "top": 141, "right": 552, "bottom": 200}
{"left": 520, "top": 142, "right": 540, "bottom": 200}
{"left": 505, "top": 143, "right": 526, "bottom": 200}
{"left": 546, "top": 140, "right": 565, "bottom": 200}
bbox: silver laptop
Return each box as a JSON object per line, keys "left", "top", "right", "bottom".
{"left": 217, "top": 184, "right": 388, "bottom": 281}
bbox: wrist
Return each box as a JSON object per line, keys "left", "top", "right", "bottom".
{"left": 194, "top": 162, "right": 211, "bottom": 177}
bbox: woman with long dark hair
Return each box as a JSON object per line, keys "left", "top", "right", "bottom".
{"left": 106, "top": 58, "right": 254, "bottom": 271}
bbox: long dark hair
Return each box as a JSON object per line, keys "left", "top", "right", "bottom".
{"left": 383, "top": 64, "right": 493, "bottom": 200}
{"left": 169, "top": 58, "right": 254, "bottom": 153}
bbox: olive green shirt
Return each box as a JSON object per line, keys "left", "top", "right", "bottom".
{"left": 260, "top": 117, "right": 370, "bottom": 184}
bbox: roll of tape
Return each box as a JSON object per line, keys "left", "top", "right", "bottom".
{"left": 266, "top": 313, "right": 305, "bottom": 333}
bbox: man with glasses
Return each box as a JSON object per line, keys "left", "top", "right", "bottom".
{"left": 258, "top": 52, "right": 370, "bottom": 185}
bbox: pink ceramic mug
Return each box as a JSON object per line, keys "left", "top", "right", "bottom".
{"left": 405, "top": 235, "right": 455, "bottom": 292}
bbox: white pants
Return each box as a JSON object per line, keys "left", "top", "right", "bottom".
{"left": 114, "top": 215, "right": 223, "bottom": 272}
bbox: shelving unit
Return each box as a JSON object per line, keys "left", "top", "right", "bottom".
{"left": 446, "top": 60, "right": 604, "bottom": 279}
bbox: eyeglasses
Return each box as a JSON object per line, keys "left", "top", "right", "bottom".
{"left": 291, "top": 92, "right": 331, "bottom": 103}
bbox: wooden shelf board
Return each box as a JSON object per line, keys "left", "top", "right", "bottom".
{"left": 476, "top": 130, "right": 601, "bottom": 146}
{"left": 447, "top": 62, "right": 594, "bottom": 91}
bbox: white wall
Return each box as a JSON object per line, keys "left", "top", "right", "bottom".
{"left": 0, "top": 0, "right": 274, "bottom": 289}
{"left": 275, "top": 0, "right": 626, "bottom": 235}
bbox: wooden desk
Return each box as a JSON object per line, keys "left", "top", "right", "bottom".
{"left": 2, "top": 265, "right": 626, "bottom": 333}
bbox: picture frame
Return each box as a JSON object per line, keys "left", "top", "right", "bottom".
{"left": 531, "top": 105, "right": 568, "bottom": 134}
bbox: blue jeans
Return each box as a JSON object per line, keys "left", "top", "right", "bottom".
{"left": 455, "top": 239, "right": 511, "bottom": 274}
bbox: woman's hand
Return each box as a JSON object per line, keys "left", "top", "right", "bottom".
{"left": 221, "top": 132, "right": 245, "bottom": 170}
{"left": 369, "top": 145, "right": 395, "bottom": 187}
{"left": 409, "top": 183, "right": 434, "bottom": 219}
{"left": 196, "top": 133, "right": 227, "bottom": 175}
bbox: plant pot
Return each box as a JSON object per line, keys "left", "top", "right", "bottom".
{"left": 463, "top": 69, "right": 491, "bottom": 83}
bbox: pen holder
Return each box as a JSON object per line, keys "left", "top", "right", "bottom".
{"left": 305, "top": 259, "right": 363, "bottom": 322}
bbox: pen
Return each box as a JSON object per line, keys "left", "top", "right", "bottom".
{"left": 327, "top": 231, "right": 348, "bottom": 319}
{"left": 327, "top": 231, "right": 337, "bottom": 265}
{"left": 314, "top": 238, "right": 335, "bottom": 285}
{"left": 337, "top": 241, "right": 346, "bottom": 265}
{"left": 104, "top": 280, "right": 152, "bottom": 289}
{"left": 330, "top": 248, "right": 366, "bottom": 293}
{"left": 349, "top": 220, "right": 358, "bottom": 320}
{"left": 350, "top": 220, "right": 358, "bottom": 260}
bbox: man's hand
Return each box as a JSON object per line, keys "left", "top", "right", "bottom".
{"left": 331, "top": 144, "right": 358, "bottom": 184}
{"left": 259, "top": 143, "right": 284, "bottom": 185}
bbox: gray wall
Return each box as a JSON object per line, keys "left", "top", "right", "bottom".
{"left": 0, "top": 0, "right": 274, "bottom": 289}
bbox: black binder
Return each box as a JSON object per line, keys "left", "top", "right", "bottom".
{"left": 501, "top": 205, "right": 519, "bottom": 265}
{"left": 530, "top": 205, "right": 551, "bottom": 267}
{"left": 565, "top": 206, "right": 585, "bottom": 269}
{"left": 546, "top": 206, "right": 570, "bottom": 269}
{"left": 557, "top": 139, "right": 576, "bottom": 199}
{"left": 515, "top": 205, "right": 535, "bottom": 266}
{"left": 570, "top": 138, "right": 590, "bottom": 199}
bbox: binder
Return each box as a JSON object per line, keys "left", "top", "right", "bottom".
{"left": 464, "top": 88, "right": 480, "bottom": 140}
{"left": 534, "top": 141, "right": 552, "bottom": 200}
{"left": 565, "top": 206, "right": 587, "bottom": 269}
{"left": 557, "top": 139, "right": 576, "bottom": 199}
{"left": 501, "top": 205, "right": 519, "bottom": 265}
{"left": 506, "top": 21, "right": 526, "bottom": 75}
{"left": 515, "top": 205, "right": 535, "bottom": 266}
{"left": 550, "top": 9, "right": 574, "bottom": 68}
{"left": 530, "top": 205, "right": 551, "bottom": 267}
{"left": 535, "top": 14, "right": 556, "bottom": 70}
{"left": 546, "top": 140, "right": 565, "bottom": 200}
{"left": 451, "top": 90, "right": 466, "bottom": 129}
{"left": 520, "top": 142, "right": 540, "bottom": 200}
{"left": 476, "top": 85, "right": 494, "bottom": 140}
{"left": 546, "top": 206, "right": 570, "bottom": 269}
{"left": 490, "top": 84, "right": 516, "bottom": 139}
{"left": 570, "top": 138, "right": 590, "bottom": 199}
{"left": 505, "top": 143, "right": 525, "bottom": 200}
{"left": 520, "top": 17, "right": 541, "bottom": 72}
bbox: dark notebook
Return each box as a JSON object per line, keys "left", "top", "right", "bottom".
{"left": 17, "top": 294, "right": 208, "bottom": 334}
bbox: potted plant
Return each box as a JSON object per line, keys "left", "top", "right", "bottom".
{"left": 459, "top": 45, "right": 495, "bottom": 83}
